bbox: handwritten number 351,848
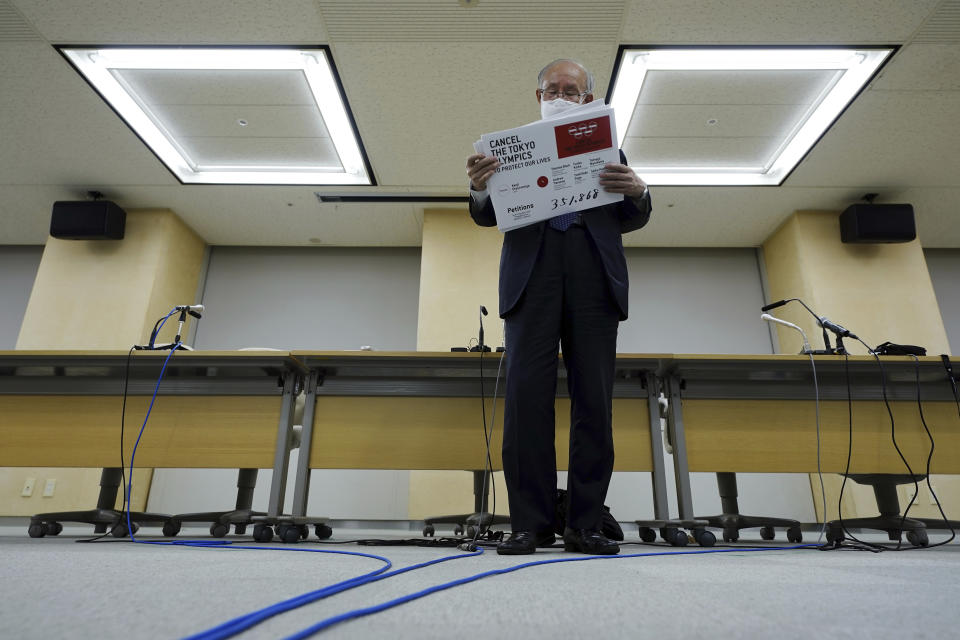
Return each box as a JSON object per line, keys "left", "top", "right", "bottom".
{"left": 551, "top": 189, "right": 599, "bottom": 210}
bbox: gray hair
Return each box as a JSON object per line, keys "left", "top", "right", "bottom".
{"left": 537, "top": 59, "right": 595, "bottom": 93}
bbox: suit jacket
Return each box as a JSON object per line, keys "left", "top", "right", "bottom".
{"left": 469, "top": 150, "right": 651, "bottom": 320}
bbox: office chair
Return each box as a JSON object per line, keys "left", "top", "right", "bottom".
{"left": 422, "top": 470, "right": 509, "bottom": 537}
{"left": 825, "top": 474, "right": 960, "bottom": 547}
{"left": 27, "top": 467, "right": 171, "bottom": 538}
{"left": 696, "top": 472, "right": 803, "bottom": 543}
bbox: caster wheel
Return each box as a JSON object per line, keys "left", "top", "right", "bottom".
{"left": 723, "top": 528, "right": 739, "bottom": 543}
{"left": 662, "top": 528, "right": 687, "bottom": 546}
{"left": 422, "top": 525, "right": 435, "bottom": 537}
{"left": 466, "top": 526, "right": 478, "bottom": 538}
{"left": 298, "top": 525, "right": 309, "bottom": 540}
{"left": 639, "top": 527, "right": 656, "bottom": 543}
{"left": 315, "top": 524, "right": 333, "bottom": 540}
{"left": 162, "top": 520, "right": 181, "bottom": 537}
{"left": 112, "top": 522, "right": 138, "bottom": 537}
{"left": 253, "top": 523, "right": 273, "bottom": 543}
{"left": 45, "top": 522, "right": 63, "bottom": 536}
{"left": 454, "top": 525, "right": 464, "bottom": 536}
{"left": 906, "top": 529, "right": 928, "bottom": 547}
{"left": 825, "top": 527, "right": 844, "bottom": 544}
{"left": 235, "top": 524, "right": 247, "bottom": 535}
{"left": 760, "top": 526, "right": 775, "bottom": 541}
{"left": 210, "top": 522, "right": 229, "bottom": 538}
{"left": 280, "top": 525, "right": 301, "bottom": 544}
{"left": 696, "top": 530, "right": 716, "bottom": 547}
{"left": 787, "top": 527, "right": 802, "bottom": 543}
{"left": 28, "top": 523, "right": 46, "bottom": 538}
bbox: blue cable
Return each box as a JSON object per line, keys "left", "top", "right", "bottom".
{"left": 149, "top": 307, "right": 180, "bottom": 348}
{"left": 186, "top": 548, "right": 483, "bottom": 640}
{"left": 118, "top": 339, "right": 482, "bottom": 640}
{"left": 285, "top": 543, "right": 822, "bottom": 639}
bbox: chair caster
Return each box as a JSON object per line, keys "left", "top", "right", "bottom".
{"left": 253, "top": 523, "right": 274, "bottom": 542}
{"left": 825, "top": 526, "right": 844, "bottom": 544}
{"left": 28, "top": 522, "right": 46, "bottom": 538}
{"left": 277, "top": 524, "right": 301, "bottom": 543}
{"left": 466, "top": 525, "right": 478, "bottom": 538}
{"left": 315, "top": 524, "right": 333, "bottom": 540}
{"left": 638, "top": 526, "right": 656, "bottom": 543}
{"left": 422, "top": 525, "right": 435, "bottom": 537}
{"left": 760, "top": 526, "right": 775, "bottom": 541}
{"left": 210, "top": 522, "right": 229, "bottom": 538}
{"left": 163, "top": 520, "right": 181, "bottom": 537}
{"left": 45, "top": 522, "right": 63, "bottom": 536}
{"left": 723, "top": 528, "right": 739, "bottom": 543}
{"left": 906, "top": 529, "right": 928, "bottom": 547}
{"left": 787, "top": 527, "right": 802, "bottom": 543}
{"left": 661, "top": 527, "right": 688, "bottom": 546}
{"left": 454, "top": 524, "right": 464, "bottom": 536}
{"left": 112, "top": 522, "right": 138, "bottom": 537}
{"left": 694, "top": 529, "right": 716, "bottom": 547}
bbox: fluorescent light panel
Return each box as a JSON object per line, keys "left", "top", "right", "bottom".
{"left": 609, "top": 47, "right": 894, "bottom": 186}
{"left": 59, "top": 47, "right": 371, "bottom": 185}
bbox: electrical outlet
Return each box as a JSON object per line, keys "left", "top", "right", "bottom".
{"left": 42, "top": 478, "right": 56, "bottom": 497}
{"left": 21, "top": 477, "right": 36, "bottom": 497}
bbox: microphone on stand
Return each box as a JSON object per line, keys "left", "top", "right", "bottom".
{"left": 762, "top": 313, "right": 812, "bottom": 354}
{"left": 175, "top": 304, "right": 204, "bottom": 319}
{"left": 761, "top": 299, "right": 791, "bottom": 313}
{"left": 471, "top": 306, "right": 491, "bottom": 352}
{"left": 760, "top": 298, "right": 842, "bottom": 354}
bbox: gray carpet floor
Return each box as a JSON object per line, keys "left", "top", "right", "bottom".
{"left": 2, "top": 522, "right": 958, "bottom": 639}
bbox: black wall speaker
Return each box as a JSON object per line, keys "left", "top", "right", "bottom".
{"left": 50, "top": 201, "right": 126, "bottom": 240}
{"left": 839, "top": 203, "right": 915, "bottom": 244}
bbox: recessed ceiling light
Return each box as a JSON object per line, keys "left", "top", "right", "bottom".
{"left": 57, "top": 46, "right": 373, "bottom": 186}
{"left": 608, "top": 47, "right": 895, "bottom": 186}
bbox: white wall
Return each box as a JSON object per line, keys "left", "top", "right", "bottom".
{"left": 0, "top": 246, "right": 43, "bottom": 349}
{"left": 925, "top": 249, "right": 960, "bottom": 355}
{"left": 147, "top": 247, "right": 421, "bottom": 520}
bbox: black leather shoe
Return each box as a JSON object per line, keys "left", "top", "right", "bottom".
{"left": 563, "top": 527, "right": 620, "bottom": 555}
{"left": 497, "top": 530, "right": 557, "bottom": 555}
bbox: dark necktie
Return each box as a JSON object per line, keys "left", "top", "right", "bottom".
{"left": 549, "top": 211, "right": 578, "bottom": 231}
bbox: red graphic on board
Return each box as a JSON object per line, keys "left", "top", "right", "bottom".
{"left": 537, "top": 176, "right": 549, "bottom": 188}
{"left": 554, "top": 115, "right": 612, "bottom": 159}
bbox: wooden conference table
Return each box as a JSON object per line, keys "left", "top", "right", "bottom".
{"left": 4, "top": 350, "right": 957, "bottom": 542}
{"left": 0, "top": 350, "right": 307, "bottom": 519}
{"left": 661, "top": 354, "right": 960, "bottom": 524}
{"left": 287, "top": 351, "right": 672, "bottom": 524}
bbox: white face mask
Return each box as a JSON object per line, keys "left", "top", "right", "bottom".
{"left": 540, "top": 97, "right": 583, "bottom": 120}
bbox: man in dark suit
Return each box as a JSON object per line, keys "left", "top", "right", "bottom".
{"left": 466, "top": 59, "right": 651, "bottom": 555}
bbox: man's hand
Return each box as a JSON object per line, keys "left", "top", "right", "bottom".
{"left": 599, "top": 163, "right": 647, "bottom": 198}
{"left": 467, "top": 153, "right": 500, "bottom": 191}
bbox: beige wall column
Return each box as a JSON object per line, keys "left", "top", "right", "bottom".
{"left": 3, "top": 209, "right": 206, "bottom": 516}
{"left": 409, "top": 207, "right": 505, "bottom": 519}
{"left": 762, "top": 209, "right": 955, "bottom": 521}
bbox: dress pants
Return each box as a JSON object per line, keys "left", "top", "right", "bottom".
{"left": 502, "top": 223, "right": 620, "bottom": 533}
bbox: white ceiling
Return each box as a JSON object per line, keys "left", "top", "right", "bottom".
{"left": 1, "top": 0, "right": 959, "bottom": 248}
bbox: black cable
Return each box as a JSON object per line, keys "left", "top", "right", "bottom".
{"left": 467, "top": 343, "right": 501, "bottom": 551}
{"left": 77, "top": 345, "right": 136, "bottom": 543}
{"left": 907, "top": 354, "right": 956, "bottom": 548}
{"left": 857, "top": 337, "right": 922, "bottom": 550}
{"left": 833, "top": 343, "right": 951, "bottom": 552}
